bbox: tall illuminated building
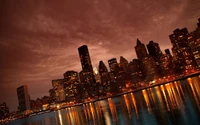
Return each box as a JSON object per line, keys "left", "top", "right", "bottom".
{"left": 188, "top": 19, "right": 200, "bottom": 68}
{"left": 108, "top": 58, "right": 118, "bottom": 81}
{"left": 63, "top": 71, "right": 80, "bottom": 102}
{"left": 147, "top": 40, "right": 163, "bottom": 76}
{"left": 135, "top": 39, "right": 148, "bottom": 61}
{"left": 159, "top": 54, "right": 176, "bottom": 76}
{"left": 17, "top": 85, "right": 31, "bottom": 111}
{"left": 52, "top": 79, "right": 65, "bottom": 102}
{"left": 78, "top": 45, "right": 93, "bottom": 73}
{"left": 169, "top": 28, "right": 197, "bottom": 72}
{"left": 78, "top": 45, "right": 96, "bottom": 86}
{"left": 98, "top": 61, "right": 111, "bottom": 92}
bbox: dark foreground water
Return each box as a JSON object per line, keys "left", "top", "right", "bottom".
{"left": 4, "top": 75, "right": 200, "bottom": 125}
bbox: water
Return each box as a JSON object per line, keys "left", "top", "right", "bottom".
{"left": 3, "top": 75, "right": 200, "bottom": 125}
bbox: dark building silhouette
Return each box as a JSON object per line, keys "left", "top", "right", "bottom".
{"left": 134, "top": 39, "right": 159, "bottom": 82}
{"left": 98, "top": 61, "right": 111, "bottom": 93}
{"left": 164, "top": 49, "right": 171, "bottom": 55}
{"left": 169, "top": 28, "right": 197, "bottom": 72}
{"left": 108, "top": 58, "right": 118, "bottom": 82}
{"left": 147, "top": 41, "right": 163, "bottom": 76}
{"left": 17, "top": 85, "right": 31, "bottom": 112}
{"left": 99, "top": 61, "right": 109, "bottom": 84}
{"left": 159, "top": 54, "right": 176, "bottom": 76}
{"left": 0, "top": 102, "right": 9, "bottom": 119}
{"left": 142, "top": 55, "right": 159, "bottom": 82}
{"left": 78, "top": 45, "right": 93, "bottom": 73}
{"left": 108, "top": 58, "right": 118, "bottom": 72}
{"left": 119, "top": 56, "right": 129, "bottom": 73}
{"left": 128, "top": 59, "right": 144, "bottom": 85}
{"left": 49, "top": 89, "right": 56, "bottom": 103}
{"left": 135, "top": 39, "right": 148, "bottom": 61}
{"left": 108, "top": 58, "right": 127, "bottom": 92}
{"left": 78, "top": 45, "right": 96, "bottom": 98}
{"left": 198, "top": 18, "right": 200, "bottom": 27}
{"left": 147, "top": 41, "right": 163, "bottom": 61}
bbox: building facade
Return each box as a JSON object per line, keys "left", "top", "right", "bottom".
{"left": 52, "top": 79, "right": 65, "bottom": 102}
{"left": 135, "top": 39, "right": 148, "bottom": 61}
{"left": 17, "top": 85, "right": 31, "bottom": 112}
{"left": 188, "top": 19, "right": 200, "bottom": 68}
{"left": 169, "top": 28, "right": 197, "bottom": 73}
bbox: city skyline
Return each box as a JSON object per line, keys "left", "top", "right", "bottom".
{"left": 1, "top": 0, "right": 200, "bottom": 112}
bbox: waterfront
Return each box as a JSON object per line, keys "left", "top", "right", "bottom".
{"left": 3, "top": 75, "right": 200, "bottom": 125}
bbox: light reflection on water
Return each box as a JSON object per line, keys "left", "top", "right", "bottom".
{"left": 4, "top": 75, "right": 200, "bottom": 125}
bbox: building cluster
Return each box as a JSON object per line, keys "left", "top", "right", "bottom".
{"left": 17, "top": 85, "right": 51, "bottom": 112}
{"left": 0, "top": 102, "right": 9, "bottom": 120}
{"left": 16, "top": 18, "right": 200, "bottom": 112}
{"left": 48, "top": 18, "right": 200, "bottom": 104}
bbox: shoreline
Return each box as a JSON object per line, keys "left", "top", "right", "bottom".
{"left": 61, "top": 71, "right": 200, "bottom": 108}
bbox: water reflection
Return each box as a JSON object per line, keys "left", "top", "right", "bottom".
{"left": 6, "top": 76, "right": 200, "bottom": 125}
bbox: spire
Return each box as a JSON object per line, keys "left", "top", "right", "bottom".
{"left": 136, "top": 38, "right": 142, "bottom": 45}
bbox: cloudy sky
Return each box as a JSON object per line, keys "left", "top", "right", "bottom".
{"left": 0, "top": 0, "right": 200, "bottom": 111}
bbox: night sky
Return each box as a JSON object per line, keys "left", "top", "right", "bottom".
{"left": 0, "top": 0, "right": 200, "bottom": 111}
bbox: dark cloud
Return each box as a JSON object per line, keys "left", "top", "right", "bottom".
{"left": 0, "top": 0, "right": 200, "bottom": 111}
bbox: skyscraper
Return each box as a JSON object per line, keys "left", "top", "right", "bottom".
{"left": 169, "top": 28, "right": 197, "bottom": 72}
{"left": 120, "top": 56, "right": 129, "bottom": 73}
{"left": 159, "top": 54, "right": 176, "bottom": 76}
{"left": 17, "top": 85, "right": 31, "bottom": 112}
{"left": 135, "top": 39, "right": 148, "bottom": 61}
{"left": 146, "top": 41, "right": 162, "bottom": 61}
{"left": 147, "top": 41, "right": 163, "bottom": 76}
{"left": 142, "top": 55, "right": 159, "bottom": 81}
{"left": 78, "top": 45, "right": 93, "bottom": 73}
{"left": 63, "top": 71, "right": 80, "bottom": 102}
{"left": 108, "top": 58, "right": 118, "bottom": 72}
{"left": 52, "top": 79, "right": 65, "bottom": 102}
{"left": 128, "top": 59, "right": 144, "bottom": 84}
{"left": 188, "top": 19, "right": 200, "bottom": 68}
{"left": 63, "top": 71, "right": 79, "bottom": 82}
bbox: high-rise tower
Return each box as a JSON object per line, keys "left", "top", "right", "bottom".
{"left": 108, "top": 58, "right": 118, "bottom": 72}
{"left": 169, "top": 28, "right": 197, "bottom": 72}
{"left": 135, "top": 39, "right": 148, "bottom": 61}
{"left": 17, "top": 85, "right": 31, "bottom": 111}
{"left": 147, "top": 41, "right": 163, "bottom": 76}
{"left": 188, "top": 19, "right": 200, "bottom": 68}
{"left": 78, "top": 45, "right": 93, "bottom": 73}
{"left": 120, "top": 56, "right": 128, "bottom": 72}
{"left": 147, "top": 41, "right": 162, "bottom": 61}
